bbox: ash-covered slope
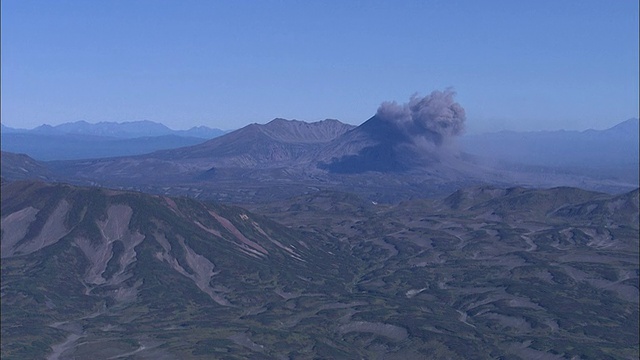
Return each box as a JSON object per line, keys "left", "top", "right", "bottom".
{"left": 317, "top": 90, "right": 466, "bottom": 173}
{"left": 158, "top": 118, "right": 355, "bottom": 166}
{"left": 49, "top": 118, "right": 355, "bottom": 186}
{"left": 44, "top": 92, "right": 638, "bottom": 202}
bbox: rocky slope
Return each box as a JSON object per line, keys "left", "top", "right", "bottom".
{"left": 156, "top": 118, "right": 355, "bottom": 166}
{"left": 1, "top": 180, "right": 351, "bottom": 359}
{"left": 38, "top": 114, "right": 638, "bottom": 204}
{"left": 2, "top": 181, "right": 638, "bottom": 359}
{"left": 0, "top": 151, "right": 56, "bottom": 181}
{"left": 45, "top": 118, "right": 357, "bottom": 188}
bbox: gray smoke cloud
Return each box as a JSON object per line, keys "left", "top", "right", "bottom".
{"left": 376, "top": 89, "right": 466, "bottom": 147}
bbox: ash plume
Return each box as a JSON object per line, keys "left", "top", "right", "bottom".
{"left": 376, "top": 89, "right": 466, "bottom": 147}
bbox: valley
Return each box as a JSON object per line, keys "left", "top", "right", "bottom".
{"left": 1, "top": 181, "right": 638, "bottom": 359}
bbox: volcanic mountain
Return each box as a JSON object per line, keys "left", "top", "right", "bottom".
{"left": 46, "top": 92, "right": 492, "bottom": 196}
{"left": 47, "top": 118, "right": 356, "bottom": 188}
{"left": 316, "top": 113, "right": 458, "bottom": 174}
{"left": 314, "top": 90, "right": 468, "bottom": 174}
{"left": 158, "top": 118, "right": 355, "bottom": 166}
{"left": 315, "top": 114, "right": 414, "bottom": 173}
{"left": 28, "top": 92, "right": 639, "bottom": 202}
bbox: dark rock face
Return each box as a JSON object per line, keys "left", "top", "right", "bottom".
{"left": 317, "top": 113, "right": 459, "bottom": 174}
{"left": 319, "top": 141, "right": 411, "bottom": 173}
{"left": 318, "top": 115, "right": 413, "bottom": 173}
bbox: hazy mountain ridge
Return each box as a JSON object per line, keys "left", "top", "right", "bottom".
{"left": 0, "top": 120, "right": 228, "bottom": 161}
{"left": 461, "top": 118, "right": 640, "bottom": 168}
{"left": 2, "top": 120, "right": 227, "bottom": 139}
{"left": 253, "top": 118, "right": 356, "bottom": 143}
{"left": 0, "top": 133, "right": 210, "bottom": 161}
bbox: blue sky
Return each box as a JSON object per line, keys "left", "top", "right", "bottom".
{"left": 2, "top": 0, "right": 638, "bottom": 133}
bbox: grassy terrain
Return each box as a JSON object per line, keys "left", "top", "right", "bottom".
{"left": 1, "top": 181, "right": 638, "bottom": 359}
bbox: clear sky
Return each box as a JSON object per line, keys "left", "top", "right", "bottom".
{"left": 1, "top": 0, "right": 638, "bottom": 133}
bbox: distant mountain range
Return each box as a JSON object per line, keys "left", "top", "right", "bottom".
{"left": 3, "top": 118, "right": 636, "bottom": 173}
{"left": 0, "top": 120, "right": 229, "bottom": 161}
{"left": 1, "top": 120, "right": 227, "bottom": 138}
{"left": 1, "top": 117, "right": 637, "bottom": 202}
{"left": 461, "top": 118, "right": 639, "bottom": 168}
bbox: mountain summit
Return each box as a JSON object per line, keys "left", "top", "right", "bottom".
{"left": 150, "top": 118, "right": 355, "bottom": 169}
{"left": 13, "top": 91, "right": 636, "bottom": 202}
{"left": 2, "top": 120, "right": 225, "bottom": 139}
{"left": 318, "top": 90, "right": 466, "bottom": 173}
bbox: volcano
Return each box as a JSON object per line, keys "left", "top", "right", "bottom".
{"left": 317, "top": 113, "right": 437, "bottom": 173}
{"left": 316, "top": 90, "right": 467, "bottom": 173}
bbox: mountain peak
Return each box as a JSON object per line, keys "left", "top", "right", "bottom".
{"left": 151, "top": 118, "right": 355, "bottom": 166}
{"left": 256, "top": 118, "right": 355, "bottom": 143}
{"left": 268, "top": 117, "right": 299, "bottom": 124}
{"left": 607, "top": 117, "right": 639, "bottom": 133}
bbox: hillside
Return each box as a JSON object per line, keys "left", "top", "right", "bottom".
{"left": 0, "top": 151, "right": 56, "bottom": 181}
{"left": 2, "top": 181, "right": 638, "bottom": 359}
{"left": 156, "top": 118, "right": 355, "bottom": 167}
{"left": 1, "top": 180, "right": 351, "bottom": 359}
